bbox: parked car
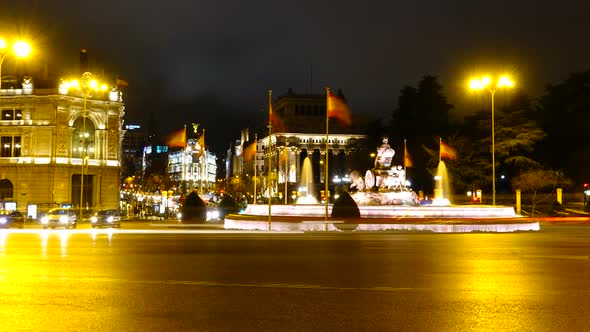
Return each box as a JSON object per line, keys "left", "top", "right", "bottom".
{"left": 0, "top": 210, "right": 25, "bottom": 229}
{"left": 90, "top": 209, "right": 121, "bottom": 228}
{"left": 41, "top": 208, "right": 78, "bottom": 229}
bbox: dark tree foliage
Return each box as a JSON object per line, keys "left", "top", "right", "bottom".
{"left": 218, "top": 195, "right": 239, "bottom": 218}
{"left": 537, "top": 70, "right": 590, "bottom": 184}
{"left": 181, "top": 191, "right": 207, "bottom": 223}
{"left": 390, "top": 76, "right": 453, "bottom": 193}
{"left": 453, "top": 91, "right": 545, "bottom": 194}
{"left": 495, "top": 91, "right": 544, "bottom": 175}
{"left": 331, "top": 189, "right": 361, "bottom": 218}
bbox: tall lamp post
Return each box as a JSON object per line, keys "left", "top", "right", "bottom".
{"left": 64, "top": 73, "right": 108, "bottom": 219}
{"left": 469, "top": 75, "right": 515, "bottom": 205}
{"left": 0, "top": 38, "right": 32, "bottom": 96}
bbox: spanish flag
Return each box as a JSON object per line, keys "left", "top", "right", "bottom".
{"left": 440, "top": 139, "right": 457, "bottom": 160}
{"left": 243, "top": 139, "right": 257, "bottom": 163}
{"left": 166, "top": 127, "right": 186, "bottom": 148}
{"left": 269, "top": 102, "right": 285, "bottom": 132}
{"left": 327, "top": 90, "right": 352, "bottom": 127}
{"left": 404, "top": 141, "right": 413, "bottom": 167}
{"left": 196, "top": 130, "right": 205, "bottom": 157}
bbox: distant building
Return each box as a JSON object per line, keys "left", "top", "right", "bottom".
{"left": 167, "top": 136, "right": 216, "bottom": 193}
{"left": 121, "top": 124, "right": 145, "bottom": 179}
{"left": 0, "top": 74, "right": 125, "bottom": 216}
{"left": 232, "top": 89, "right": 367, "bottom": 203}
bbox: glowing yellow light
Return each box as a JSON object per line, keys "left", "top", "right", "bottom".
{"left": 497, "top": 75, "right": 515, "bottom": 88}
{"left": 13, "top": 41, "right": 31, "bottom": 57}
{"left": 100, "top": 84, "right": 108, "bottom": 91}
{"left": 89, "top": 79, "right": 98, "bottom": 89}
{"left": 469, "top": 78, "right": 483, "bottom": 90}
{"left": 481, "top": 76, "right": 491, "bottom": 87}
{"left": 0, "top": 39, "right": 6, "bottom": 50}
{"left": 69, "top": 79, "right": 80, "bottom": 89}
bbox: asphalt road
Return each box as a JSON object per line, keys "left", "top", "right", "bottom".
{"left": 1, "top": 224, "right": 589, "bottom": 331}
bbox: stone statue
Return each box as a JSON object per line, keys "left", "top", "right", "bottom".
{"left": 374, "top": 137, "right": 395, "bottom": 169}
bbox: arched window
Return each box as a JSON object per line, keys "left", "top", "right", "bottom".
{"left": 72, "top": 117, "right": 96, "bottom": 159}
{"left": 0, "top": 179, "right": 13, "bottom": 199}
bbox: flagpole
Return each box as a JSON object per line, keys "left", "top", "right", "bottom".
{"left": 284, "top": 148, "right": 288, "bottom": 204}
{"left": 267, "top": 90, "right": 273, "bottom": 231}
{"left": 183, "top": 124, "right": 188, "bottom": 194}
{"left": 324, "top": 87, "right": 330, "bottom": 230}
{"left": 404, "top": 139, "right": 407, "bottom": 173}
{"left": 253, "top": 133, "right": 257, "bottom": 204}
{"left": 439, "top": 137, "right": 442, "bottom": 163}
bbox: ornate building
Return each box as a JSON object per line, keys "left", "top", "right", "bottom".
{"left": 0, "top": 74, "right": 125, "bottom": 217}
{"left": 237, "top": 90, "right": 368, "bottom": 202}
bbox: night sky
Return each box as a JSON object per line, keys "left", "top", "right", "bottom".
{"left": 2, "top": 0, "right": 589, "bottom": 152}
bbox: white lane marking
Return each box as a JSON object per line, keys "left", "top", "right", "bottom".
{"left": 523, "top": 255, "right": 590, "bottom": 261}
{"left": 5, "top": 276, "right": 590, "bottom": 296}
{"left": 0, "top": 229, "right": 304, "bottom": 235}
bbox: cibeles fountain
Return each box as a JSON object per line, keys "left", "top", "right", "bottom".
{"left": 227, "top": 137, "right": 539, "bottom": 232}
{"left": 348, "top": 137, "right": 419, "bottom": 206}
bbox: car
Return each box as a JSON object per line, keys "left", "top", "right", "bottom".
{"left": 90, "top": 209, "right": 121, "bottom": 228}
{"left": 41, "top": 208, "right": 78, "bottom": 229}
{"left": 0, "top": 210, "right": 25, "bottom": 229}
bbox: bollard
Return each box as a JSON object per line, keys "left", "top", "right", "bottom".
{"left": 556, "top": 188, "right": 562, "bottom": 205}
{"left": 515, "top": 189, "right": 521, "bottom": 215}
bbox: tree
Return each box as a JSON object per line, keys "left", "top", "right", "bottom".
{"left": 390, "top": 76, "right": 453, "bottom": 193}
{"left": 537, "top": 70, "right": 590, "bottom": 184}
{"left": 512, "top": 169, "right": 572, "bottom": 216}
{"left": 454, "top": 92, "right": 545, "bottom": 195}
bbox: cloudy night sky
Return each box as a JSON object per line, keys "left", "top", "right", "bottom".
{"left": 1, "top": 0, "right": 589, "bottom": 151}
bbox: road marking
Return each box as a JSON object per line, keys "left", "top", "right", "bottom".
{"left": 4, "top": 275, "right": 590, "bottom": 296}
{"left": 0, "top": 229, "right": 304, "bottom": 235}
{"left": 523, "top": 255, "right": 590, "bottom": 261}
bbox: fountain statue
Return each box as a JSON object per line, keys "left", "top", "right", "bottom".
{"left": 349, "top": 137, "right": 418, "bottom": 206}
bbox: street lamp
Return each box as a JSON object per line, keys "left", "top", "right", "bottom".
{"left": 469, "top": 74, "right": 515, "bottom": 205}
{"left": 62, "top": 72, "right": 108, "bottom": 219}
{"left": 0, "top": 38, "right": 32, "bottom": 94}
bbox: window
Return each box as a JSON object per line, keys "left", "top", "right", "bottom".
{"left": 1, "top": 109, "right": 22, "bottom": 120}
{"left": 0, "top": 136, "right": 21, "bottom": 157}
{"left": 72, "top": 117, "right": 96, "bottom": 158}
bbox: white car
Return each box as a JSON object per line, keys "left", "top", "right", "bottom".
{"left": 41, "top": 208, "right": 78, "bottom": 229}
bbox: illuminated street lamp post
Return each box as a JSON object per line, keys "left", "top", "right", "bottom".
{"left": 469, "top": 75, "right": 515, "bottom": 205}
{"left": 0, "top": 38, "right": 32, "bottom": 95}
{"left": 64, "top": 72, "right": 108, "bottom": 219}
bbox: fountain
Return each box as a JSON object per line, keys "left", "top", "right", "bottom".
{"left": 227, "top": 137, "right": 536, "bottom": 233}
{"left": 348, "top": 137, "right": 419, "bottom": 206}
{"left": 432, "top": 160, "right": 451, "bottom": 206}
{"left": 295, "top": 157, "right": 319, "bottom": 204}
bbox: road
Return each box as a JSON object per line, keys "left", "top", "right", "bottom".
{"left": 1, "top": 224, "right": 589, "bottom": 331}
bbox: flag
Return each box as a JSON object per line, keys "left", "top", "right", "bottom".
{"left": 404, "top": 144, "right": 413, "bottom": 167}
{"left": 269, "top": 102, "right": 285, "bottom": 132}
{"left": 116, "top": 78, "right": 129, "bottom": 88}
{"left": 196, "top": 130, "right": 205, "bottom": 157}
{"left": 243, "top": 139, "right": 257, "bottom": 163}
{"left": 166, "top": 128, "right": 186, "bottom": 148}
{"left": 440, "top": 140, "right": 457, "bottom": 160}
{"left": 327, "top": 90, "right": 352, "bottom": 127}
{"left": 280, "top": 148, "right": 288, "bottom": 164}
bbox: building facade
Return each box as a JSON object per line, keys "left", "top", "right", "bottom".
{"left": 168, "top": 139, "right": 216, "bottom": 193}
{"left": 236, "top": 90, "right": 368, "bottom": 202}
{"left": 0, "top": 75, "right": 125, "bottom": 217}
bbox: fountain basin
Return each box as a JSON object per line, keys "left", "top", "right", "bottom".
{"left": 242, "top": 204, "right": 517, "bottom": 218}
{"left": 224, "top": 213, "right": 539, "bottom": 233}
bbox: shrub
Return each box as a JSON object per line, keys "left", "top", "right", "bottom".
{"left": 218, "top": 195, "right": 239, "bottom": 218}
{"left": 331, "top": 189, "right": 361, "bottom": 218}
{"left": 181, "top": 191, "right": 207, "bottom": 223}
